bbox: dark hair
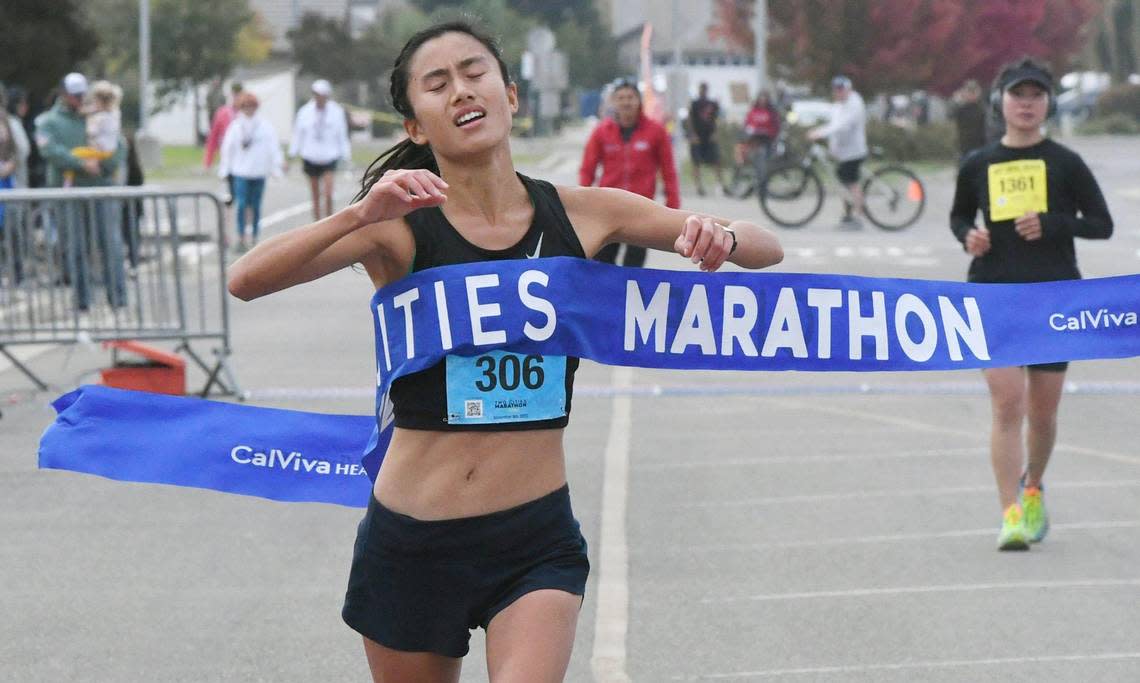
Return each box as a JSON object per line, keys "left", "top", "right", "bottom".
{"left": 611, "top": 78, "right": 640, "bottom": 99}
{"left": 6, "top": 85, "right": 26, "bottom": 113}
{"left": 355, "top": 21, "right": 512, "bottom": 203}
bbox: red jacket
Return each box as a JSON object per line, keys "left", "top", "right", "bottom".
{"left": 203, "top": 104, "right": 236, "bottom": 168}
{"left": 743, "top": 105, "right": 780, "bottom": 139}
{"left": 579, "top": 114, "right": 680, "bottom": 209}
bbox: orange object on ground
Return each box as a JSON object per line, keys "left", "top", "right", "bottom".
{"left": 907, "top": 179, "right": 924, "bottom": 202}
{"left": 100, "top": 341, "right": 186, "bottom": 395}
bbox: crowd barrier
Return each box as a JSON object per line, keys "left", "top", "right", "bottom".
{"left": 0, "top": 187, "right": 238, "bottom": 396}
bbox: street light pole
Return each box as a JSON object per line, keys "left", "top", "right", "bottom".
{"left": 754, "top": 0, "right": 768, "bottom": 93}
{"left": 139, "top": 0, "right": 150, "bottom": 133}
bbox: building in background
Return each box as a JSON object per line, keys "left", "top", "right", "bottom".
{"left": 601, "top": 0, "right": 767, "bottom": 123}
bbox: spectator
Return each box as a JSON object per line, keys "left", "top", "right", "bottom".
{"left": 289, "top": 79, "right": 350, "bottom": 221}
{"left": 0, "top": 84, "right": 30, "bottom": 190}
{"left": 579, "top": 79, "right": 680, "bottom": 267}
{"left": 0, "top": 84, "right": 31, "bottom": 285}
{"left": 218, "top": 92, "right": 283, "bottom": 252}
{"left": 7, "top": 86, "right": 43, "bottom": 188}
{"left": 34, "top": 72, "right": 128, "bottom": 310}
{"left": 121, "top": 131, "right": 145, "bottom": 269}
{"left": 204, "top": 81, "right": 243, "bottom": 205}
{"left": 686, "top": 82, "right": 727, "bottom": 196}
{"left": 951, "top": 80, "right": 987, "bottom": 160}
{"left": 736, "top": 91, "right": 781, "bottom": 185}
{"left": 809, "top": 75, "right": 869, "bottom": 229}
{"left": 83, "top": 81, "right": 123, "bottom": 159}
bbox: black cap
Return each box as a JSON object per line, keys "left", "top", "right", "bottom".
{"left": 1001, "top": 65, "right": 1053, "bottom": 94}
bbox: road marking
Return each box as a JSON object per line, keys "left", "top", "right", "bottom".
{"left": 702, "top": 578, "right": 1140, "bottom": 604}
{"left": 259, "top": 196, "right": 336, "bottom": 228}
{"left": 661, "top": 520, "right": 1140, "bottom": 555}
{"left": 637, "top": 447, "right": 984, "bottom": 470}
{"left": 678, "top": 479, "right": 1140, "bottom": 508}
{"left": 591, "top": 365, "right": 633, "bottom": 683}
{"left": 676, "top": 652, "right": 1140, "bottom": 679}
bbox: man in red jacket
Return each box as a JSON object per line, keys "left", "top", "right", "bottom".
{"left": 579, "top": 80, "right": 680, "bottom": 266}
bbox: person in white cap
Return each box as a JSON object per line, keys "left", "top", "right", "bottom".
{"left": 34, "top": 72, "right": 128, "bottom": 311}
{"left": 289, "top": 78, "right": 350, "bottom": 220}
{"left": 35, "top": 72, "right": 125, "bottom": 189}
{"left": 809, "top": 75, "right": 868, "bottom": 229}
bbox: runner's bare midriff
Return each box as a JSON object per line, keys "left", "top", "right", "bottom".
{"left": 373, "top": 428, "right": 567, "bottom": 520}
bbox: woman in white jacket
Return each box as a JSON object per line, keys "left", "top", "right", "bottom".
{"left": 218, "top": 93, "right": 283, "bottom": 251}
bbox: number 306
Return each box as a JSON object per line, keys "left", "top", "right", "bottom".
{"left": 474, "top": 354, "right": 545, "bottom": 392}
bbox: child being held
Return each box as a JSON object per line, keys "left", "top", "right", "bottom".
{"left": 84, "top": 81, "right": 122, "bottom": 156}
{"left": 64, "top": 81, "right": 121, "bottom": 187}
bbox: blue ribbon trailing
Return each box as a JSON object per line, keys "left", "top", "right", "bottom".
{"left": 39, "top": 258, "right": 1140, "bottom": 507}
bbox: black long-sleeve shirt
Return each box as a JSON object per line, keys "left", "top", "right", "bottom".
{"left": 949, "top": 138, "right": 1113, "bottom": 283}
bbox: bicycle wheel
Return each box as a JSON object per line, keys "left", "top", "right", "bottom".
{"left": 862, "top": 166, "right": 925, "bottom": 231}
{"left": 760, "top": 165, "right": 824, "bottom": 228}
{"left": 725, "top": 164, "right": 757, "bottom": 199}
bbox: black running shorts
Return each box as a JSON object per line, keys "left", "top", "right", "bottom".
{"left": 342, "top": 485, "right": 589, "bottom": 657}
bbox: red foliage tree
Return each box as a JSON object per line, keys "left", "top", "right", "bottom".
{"left": 707, "top": 0, "right": 758, "bottom": 54}
{"left": 769, "top": 0, "right": 1102, "bottom": 95}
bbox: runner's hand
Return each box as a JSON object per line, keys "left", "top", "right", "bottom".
{"left": 354, "top": 169, "right": 448, "bottom": 225}
{"left": 965, "top": 225, "right": 991, "bottom": 256}
{"left": 1013, "top": 212, "right": 1043, "bottom": 241}
{"left": 675, "top": 215, "right": 734, "bottom": 272}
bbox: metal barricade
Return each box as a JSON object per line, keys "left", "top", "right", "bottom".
{"left": 0, "top": 186, "right": 238, "bottom": 396}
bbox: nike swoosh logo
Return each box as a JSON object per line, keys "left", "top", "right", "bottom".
{"left": 526, "top": 233, "right": 544, "bottom": 259}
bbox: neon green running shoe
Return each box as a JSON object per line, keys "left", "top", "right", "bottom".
{"left": 1020, "top": 486, "right": 1049, "bottom": 543}
{"left": 997, "top": 503, "right": 1030, "bottom": 551}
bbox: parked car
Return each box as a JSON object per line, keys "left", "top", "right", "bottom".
{"left": 786, "top": 98, "right": 831, "bottom": 126}
{"left": 1057, "top": 71, "right": 1111, "bottom": 121}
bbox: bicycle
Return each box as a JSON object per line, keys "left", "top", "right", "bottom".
{"left": 758, "top": 141, "right": 926, "bottom": 230}
{"left": 724, "top": 136, "right": 784, "bottom": 200}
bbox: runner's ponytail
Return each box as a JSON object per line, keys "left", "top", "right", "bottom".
{"left": 354, "top": 139, "right": 438, "bottom": 202}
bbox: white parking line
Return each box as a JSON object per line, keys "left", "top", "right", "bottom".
{"left": 702, "top": 578, "right": 1140, "bottom": 604}
{"left": 591, "top": 365, "right": 634, "bottom": 683}
{"left": 658, "top": 520, "right": 1140, "bottom": 555}
{"left": 676, "top": 652, "right": 1140, "bottom": 679}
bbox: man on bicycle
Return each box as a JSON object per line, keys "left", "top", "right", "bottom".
{"left": 809, "top": 75, "right": 868, "bottom": 229}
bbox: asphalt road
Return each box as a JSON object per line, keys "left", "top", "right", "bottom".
{"left": 2, "top": 131, "right": 1138, "bottom": 682}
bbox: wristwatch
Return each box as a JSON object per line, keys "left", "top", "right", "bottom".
{"left": 722, "top": 225, "right": 737, "bottom": 255}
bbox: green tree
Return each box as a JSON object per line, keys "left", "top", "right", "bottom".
{"left": 150, "top": 0, "right": 252, "bottom": 100}
{"left": 288, "top": 12, "right": 358, "bottom": 84}
{"left": 79, "top": 0, "right": 252, "bottom": 134}
{"left": 0, "top": 0, "right": 97, "bottom": 109}
{"left": 410, "top": 0, "right": 618, "bottom": 89}
{"left": 422, "top": 0, "right": 536, "bottom": 72}
{"left": 236, "top": 12, "right": 274, "bottom": 67}
{"left": 555, "top": 16, "right": 620, "bottom": 88}
{"left": 354, "top": 7, "right": 433, "bottom": 109}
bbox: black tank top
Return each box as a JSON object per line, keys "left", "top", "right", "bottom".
{"left": 390, "top": 173, "right": 586, "bottom": 431}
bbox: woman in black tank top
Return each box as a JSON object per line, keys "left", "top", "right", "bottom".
{"left": 228, "top": 20, "right": 783, "bottom": 682}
